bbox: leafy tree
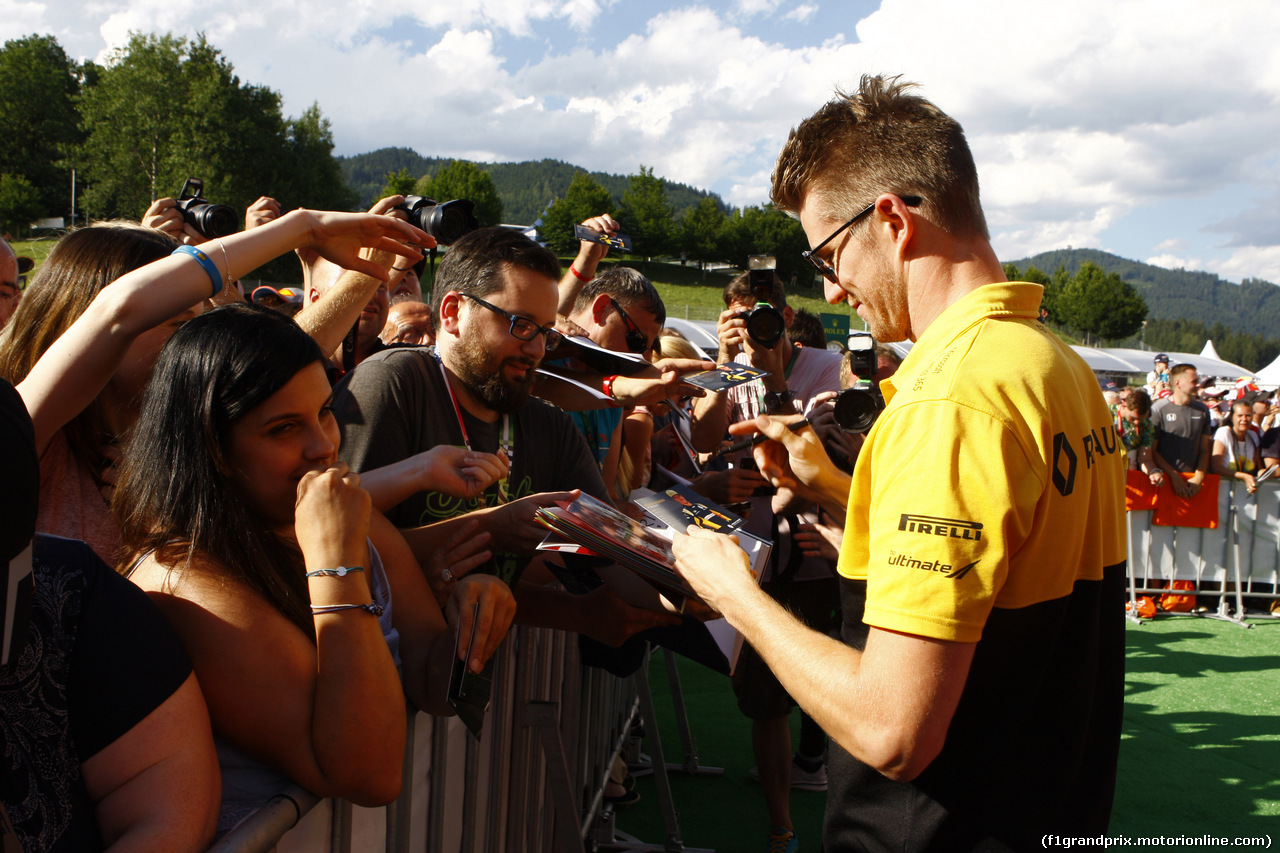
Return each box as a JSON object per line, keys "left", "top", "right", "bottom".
{"left": 75, "top": 32, "right": 352, "bottom": 224}
{"left": 1055, "top": 262, "right": 1147, "bottom": 344}
{"left": 0, "top": 35, "right": 82, "bottom": 219}
{"left": 718, "top": 204, "right": 810, "bottom": 287}
{"left": 247, "top": 104, "right": 357, "bottom": 284}
{"left": 381, "top": 167, "right": 417, "bottom": 199}
{"left": 77, "top": 33, "right": 228, "bottom": 218}
{"left": 616, "top": 165, "right": 675, "bottom": 258}
{"left": 1038, "top": 265, "right": 1071, "bottom": 326}
{"left": 0, "top": 173, "right": 42, "bottom": 236}
{"left": 1022, "top": 265, "right": 1050, "bottom": 285}
{"left": 273, "top": 104, "right": 358, "bottom": 212}
{"left": 540, "top": 171, "right": 615, "bottom": 255}
{"left": 678, "top": 197, "right": 727, "bottom": 273}
{"left": 416, "top": 160, "right": 502, "bottom": 228}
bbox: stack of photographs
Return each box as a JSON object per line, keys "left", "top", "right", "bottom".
{"left": 536, "top": 490, "right": 772, "bottom": 678}
{"left": 536, "top": 493, "right": 692, "bottom": 604}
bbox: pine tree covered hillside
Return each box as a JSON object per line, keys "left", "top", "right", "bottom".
{"left": 338, "top": 148, "right": 725, "bottom": 224}
{"left": 1009, "top": 248, "right": 1280, "bottom": 341}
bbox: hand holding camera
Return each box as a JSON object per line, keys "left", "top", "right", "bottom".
{"left": 394, "top": 195, "right": 478, "bottom": 246}
{"left": 174, "top": 178, "right": 239, "bottom": 239}
{"left": 833, "top": 333, "right": 885, "bottom": 434}
{"left": 143, "top": 179, "right": 257, "bottom": 245}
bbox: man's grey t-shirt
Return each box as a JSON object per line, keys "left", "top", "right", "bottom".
{"left": 331, "top": 346, "right": 608, "bottom": 582}
{"left": 1151, "top": 397, "right": 1213, "bottom": 472}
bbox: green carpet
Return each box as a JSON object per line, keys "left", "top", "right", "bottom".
{"left": 614, "top": 615, "right": 1280, "bottom": 851}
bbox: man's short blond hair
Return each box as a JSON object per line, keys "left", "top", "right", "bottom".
{"left": 771, "top": 74, "right": 988, "bottom": 241}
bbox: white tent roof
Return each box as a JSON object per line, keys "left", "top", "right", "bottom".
{"left": 1102, "top": 347, "right": 1254, "bottom": 382}
{"left": 1069, "top": 346, "right": 1148, "bottom": 374}
{"left": 853, "top": 343, "right": 1254, "bottom": 381}
{"left": 1201, "top": 339, "right": 1221, "bottom": 359}
{"left": 1254, "top": 352, "right": 1280, "bottom": 388}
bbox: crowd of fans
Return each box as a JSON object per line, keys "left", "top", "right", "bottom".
{"left": 1106, "top": 353, "right": 1280, "bottom": 494}
{"left": 0, "top": 177, "right": 894, "bottom": 851}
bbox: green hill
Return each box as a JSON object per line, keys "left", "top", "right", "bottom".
{"left": 337, "top": 148, "right": 725, "bottom": 224}
{"left": 1008, "top": 248, "right": 1280, "bottom": 341}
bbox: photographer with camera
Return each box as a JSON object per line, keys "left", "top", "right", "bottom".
{"left": 687, "top": 268, "right": 843, "bottom": 852}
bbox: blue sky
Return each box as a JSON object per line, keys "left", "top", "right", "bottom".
{"left": 9, "top": 0, "right": 1280, "bottom": 283}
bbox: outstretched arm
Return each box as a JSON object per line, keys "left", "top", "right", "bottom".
{"left": 360, "top": 446, "right": 510, "bottom": 514}
{"left": 557, "top": 214, "right": 618, "bottom": 318}
{"left": 17, "top": 208, "right": 430, "bottom": 457}
{"left": 295, "top": 196, "right": 434, "bottom": 357}
{"left": 672, "top": 527, "right": 973, "bottom": 781}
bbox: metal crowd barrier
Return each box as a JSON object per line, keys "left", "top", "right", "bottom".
{"left": 209, "top": 624, "right": 639, "bottom": 853}
{"left": 1127, "top": 477, "right": 1280, "bottom": 626}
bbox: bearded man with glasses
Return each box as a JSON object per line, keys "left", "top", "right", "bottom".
{"left": 671, "top": 74, "right": 1127, "bottom": 852}
{"left": 333, "top": 226, "right": 678, "bottom": 648}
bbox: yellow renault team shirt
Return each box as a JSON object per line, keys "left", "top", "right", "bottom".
{"left": 837, "top": 282, "right": 1126, "bottom": 643}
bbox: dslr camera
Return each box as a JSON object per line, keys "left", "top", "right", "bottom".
{"left": 738, "top": 255, "right": 786, "bottom": 349}
{"left": 176, "top": 178, "right": 238, "bottom": 240}
{"left": 394, "top": 196, "right": 479, "bottom": 245}
{"left": 833, "top": 333, "right": 884, "bottom": 433}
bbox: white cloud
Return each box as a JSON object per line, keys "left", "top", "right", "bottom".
{"left": 784, "top": 4, "right": 819, "bottom": 24}
{"left": 16, "top": 0, "right": 1280, "bottom": 283}
{"left": 1154, "top": 239, "right": 1186, "bottom": 254}
{"left": 1209, "top": 246, "right": 1280, "bottom": 286}
{"left": 846, "top": 0, "right": 1280, "bottom": 268}
{"left": 734, "top": 0, "right": 785, "bottom": 16}
{"left": 1146, "top": 253, "right": 1202, "bottom": 273}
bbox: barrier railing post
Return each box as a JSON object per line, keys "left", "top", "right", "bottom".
{"left": 604, "top": 647, "right": 714, "bottom": 853}
{"left": 426, "top": 717, "right": 448, "bottom": 853}
{"left": 329, "top": 799, "right": 352, "bottom": 853}
{"left": 523, "top": 699, "right": 586, "bottom": 852}
{"left": 385, "top": 705, "right": 415, "bottom": 851}
{"left": 208, "top": 787, "right": 321, "bottom": 853}
{"left": 661, "top": 650, "right": 723, "bottom": 778}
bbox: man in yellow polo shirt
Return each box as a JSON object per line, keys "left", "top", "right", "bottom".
{"left": 672, "top": 74, "right": 1127, "bottom": 852}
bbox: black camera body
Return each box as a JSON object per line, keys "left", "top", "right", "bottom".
{"left": 395, "top": 196, "right": 479, "bottom": 245}
{"left": 740, "top": 256, "right": 785, "bottom": 349}
{"left": 834, "top": 333, "right": 884, "bottom": 434}
{"left": 740, "top": 302, "right": 785, "bottom": 349}
{"left": 176, "top": 178, "right": 238, "bottom": 239}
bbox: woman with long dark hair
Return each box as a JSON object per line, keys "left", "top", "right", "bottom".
{"left": 114, "top": 303, "right": 515, "bottom": 832}
{"left": 0, "top": 209, "right": 439, "bottom": 565}
{"left": 1, "top": 207, "right": 434, "bottom": 848}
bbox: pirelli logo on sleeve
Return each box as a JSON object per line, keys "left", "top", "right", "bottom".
{"left": 897, "top": 514, "right": 983, "bottom": 541}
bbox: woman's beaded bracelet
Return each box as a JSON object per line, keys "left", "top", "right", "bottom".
{"left": 310, "top": 602, "right": 384, "bottom": 616}
{"left": 306, "top": 566, "right": 364, "bottom": 578}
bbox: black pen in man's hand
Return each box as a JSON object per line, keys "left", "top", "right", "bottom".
{"left": 712, "top": 417, "right": 811, "bottom": 459}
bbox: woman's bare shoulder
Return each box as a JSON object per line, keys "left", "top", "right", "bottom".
{"left": 127, "top": 549, "right": 274, "bottom": 628}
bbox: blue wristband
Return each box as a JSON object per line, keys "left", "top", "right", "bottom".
{"left": 172, "top": 245, "right": 224, "bottom": 296}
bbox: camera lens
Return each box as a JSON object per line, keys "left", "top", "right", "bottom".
{"left": 745, "top": 304, "right": 785, "bottom": 348}
{"left": 834, "top": 388, "right": 880, "bottom": 433}
{"left": 405, "top": 198, "right": 478, "bottom": 245}
{"left": 187, "top": 202, "right": 239, "bottom": 239}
